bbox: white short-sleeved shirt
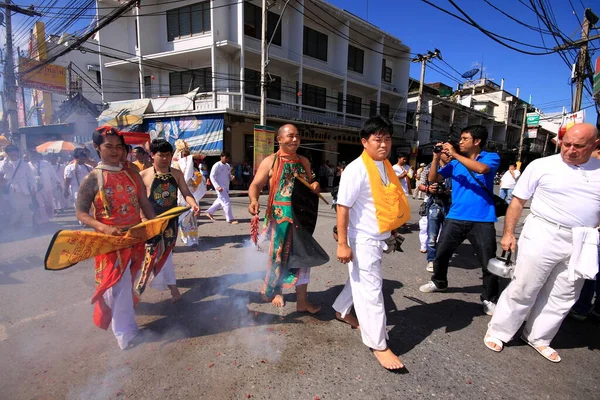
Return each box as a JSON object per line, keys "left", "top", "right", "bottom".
{"left": 512, "top": 154, "right": 600, "bottom": 228}
{"left": 500, "top": 169, "right": 521, "bottom": 189}
{"left": 392, "top": 164, "right": 413, "bottom": 194}
{"left": 337, "top": 157, "right": 391, "bottom": 241}
{"left": 210, "top": 161, "right": 231, "bottom": 191}
{"left": 64, "top": 163, "right": 93, "bottom": 194}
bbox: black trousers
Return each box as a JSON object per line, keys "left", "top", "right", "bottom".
{"left": 432, "top": 219, "right": 499, "bottom": 303}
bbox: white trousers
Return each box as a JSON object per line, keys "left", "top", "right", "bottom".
{"left": 206, "top": 189, "right": 234, "bottom": 222}
{"left": 488, "top": 215, "right": 585, "bottom": 346}
{"left": 102, "top": 263, "right": 138, "bottom": 350}
{"left": 34, "top": 190, "right": 54, "bottom": 224}
{"left": 418, "top": 216, "right": 428, "bottom": 251}
{"left": 296, "top": 267, "right": 310, "bottom": 286}
{"left": 332, "top": 238, "right": 388, "bottom": 351}
{"left": 53, "top": 185, "right": 68, "bottom": 210}
{"left": 8, "top": 192, "right": 33, "bottom": 227}
{"left": 151, "top": 253, "right": 176, "bottom": 291}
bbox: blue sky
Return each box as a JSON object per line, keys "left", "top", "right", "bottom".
{"left": 6, "top": 0, "right": 599, "bottom": 119}
{"left": 328, "top": 0, "right": 599, "bottom": 118}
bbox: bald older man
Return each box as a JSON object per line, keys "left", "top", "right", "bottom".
{"left": 484, "top": 123, "right": 600, "bottom": 363}
{"left": 248, "top": 124, "right": 321, "bottom": 313}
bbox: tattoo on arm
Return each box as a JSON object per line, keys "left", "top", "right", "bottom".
{"left": 76, "top": 172, "right": 98, "bottom": 214}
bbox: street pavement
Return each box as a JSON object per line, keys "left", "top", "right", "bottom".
{"left": 0, "top": 192, "right": 599, "bottom": 400}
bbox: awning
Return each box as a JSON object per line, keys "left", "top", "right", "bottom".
{"left": 97, "top": 99, "right": 153, "bottom": 132}
{"left": 145, "top": 114, "right": 224, "bottom": 156}
{"left": 122, "top": 131, "right": 150, "bottom": 145}
{"left": 19, "top": 123, "right": 75, "bottom": 136}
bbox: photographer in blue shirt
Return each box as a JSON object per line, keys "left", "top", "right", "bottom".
{"left": 419, "top": 125, "right": 501, "bottom": 316}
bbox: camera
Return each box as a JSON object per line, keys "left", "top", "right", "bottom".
{"left": 433, "top": 144, "right": 444, "bottom": 153}
{"left": 436, "top": 181, "right": 446, "bottom": 193}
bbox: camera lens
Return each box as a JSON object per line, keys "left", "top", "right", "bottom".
{"left": 433, "top": 145, "right": 443, "bottom": 153}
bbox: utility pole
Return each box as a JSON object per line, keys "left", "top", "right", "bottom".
{"left": 572, "top": 8, "right": 598, "bottom": 112}
{"left": 411, "top": 49, "right": 441, "bottom": 141}
{"left": 1, "top": 1, "right": 42, "bottom": 143}
{"left": 517, "top": 103, "right": 527, "bottom": 164}
{"left": 259, "top": 0, "right": 268, "bottom": 126}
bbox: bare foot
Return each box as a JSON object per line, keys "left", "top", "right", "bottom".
{"left": 372, "top": 348, "right": 404, "bottom": 370}
{"left": 205, "top": 213, "right": 215, "bottom": 221}
{"left": 335, "top": 311, "right": 359, "bottom": 330}
{"left": 297, "top": 301, "right": 322, "bottom": 314}
{"left": 271, "top": 294, "right": 285, "bottom": 307}
{"left": 169, "top": 286, "right": 181, "bottom": 303}
{"left": 228, "top": 220, "right": 239, "bottom": 225}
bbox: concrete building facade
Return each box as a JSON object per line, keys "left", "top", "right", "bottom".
{"left": 95, "top": 0, "right": 411, "bottom": 167}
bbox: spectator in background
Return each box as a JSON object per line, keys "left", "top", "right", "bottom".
{"left": 29, "top": 151, "right": 58, "bottom": 224}
{"left": 419, "top": 125, "right": 501, "bottom": 317}
{"left": 499, "top": 162, "right": 520, "bottom": 204}
{"left": 242, "top": 160, "right": 252, "bottom": 190}
{"left": 49, "top": 154, "right": 68, "bottom": 212}
{"left": 132, "top": 146, "right": 152, "bottom": 171}
{"left": 205, "top": 151, "right": 237, "bottom": 224}
{"left": 0, "top": 145, "right": 36, "bottom": 228}
{"left": 319, "top": 160, "right": 332, "bottom": 190}
{"left": 392, "top": 154, "right": 413, "bottom": 196}
{"left": 417, "top": 147, "right": 456, "bottom": 272}
{"left": 414, "top": 163, "right": 426, "bottom": 199}
{"left": 64, "top": 148, "right": 93, "bottom": 207}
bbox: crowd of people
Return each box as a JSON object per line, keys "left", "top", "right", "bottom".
{"left": 6, "top": 118, "right": 599, "bottom": 371}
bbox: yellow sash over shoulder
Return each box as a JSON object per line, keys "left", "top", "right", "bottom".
{"left": 361, "top": 151, "right": 410, "bottom": 233}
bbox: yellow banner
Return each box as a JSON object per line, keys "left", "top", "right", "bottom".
{"left": 254, "top": 125, "right": 275, "bottom": 174}
{"left": 18, "top": 57, "right": 67, "bottom": 94}
{"left": 44, "top": 207, "right": 189, "bottom": 271}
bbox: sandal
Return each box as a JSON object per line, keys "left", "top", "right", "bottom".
{"left": 520, "top": 335, "right": 561, "bottom": 363}
{"left": 484, "top": 332, "right": 504, "bottom": 352}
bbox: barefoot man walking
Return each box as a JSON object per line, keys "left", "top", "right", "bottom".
{"left": 139, "top": 139, "right": 201, "bottom": 302}
{"left": 332, "top": 116, "right": 410, "bottom": 370}
{"left": 248, "top": 124, "right": 322, "bottom": 313}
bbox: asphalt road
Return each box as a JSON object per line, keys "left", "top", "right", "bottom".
{"left": 0, "top": 193, "right": 598, "bottom": 400}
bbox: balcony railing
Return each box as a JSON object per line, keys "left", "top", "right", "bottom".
{"left": 223, "top": 95, "right": 407, "bottom": 137}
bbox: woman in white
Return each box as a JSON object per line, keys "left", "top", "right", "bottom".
{"left": 172, "top": 139, "right": 207, "bottom": 246}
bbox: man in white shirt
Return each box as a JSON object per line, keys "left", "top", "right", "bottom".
{"left": 499, "top": 163, "right": 520, "bottom": 204}
{"left": 29, "top": 151, "right": 58, "bottom": 224}
{"left": 0, "top": 145, "right": 36, "bottom": 227}
{"left": 49, "top": 154, "right": 67, "bottom": 212}
{"left": 333, "top": 116, "right": 409, "bottom": 371}
{"left": 64, "top": 148, "right": 92, "bottom": 207}
{"left": 484, "top": 123, "right": 600, "bottom": 363}
{"left": 392, "top": 154, "right": 413, "bottom": 195}
{"left": 205, "top": 151, "right": 237, "bottom": 224}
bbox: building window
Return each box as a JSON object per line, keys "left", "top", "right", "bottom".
{"left": 167, "top": 1, "right": 211, "bottom": 42}
{"left": 346, "top": 94, "right": 362, "bottom": 116}
{"left": 380, "top": 103, "right": 390, "bottom": 119}
{"left": 144, "top": 76, "right": 152, "bottom": 98}
{"left": 348, "top": 45, "right": 364, "bottom": 74}
{"left": 169, "top": 67, "right": 212, "bottom": 95}
{"left": 338, "top": 92, "right": 344, "bottom": 113}
{"left": 134, "top": 20, "right": 138, "bottom": 48}
{"left": 244, "top": 3, "right": 282, "bottom": 46}
{"left": 370, "top": 101, "right": 377, "bottom": 117}
{"left": 382, "top": 59, "right": 392, "bottom": 83}
{"left": 302, "top": 82, "right": 327, "bottom": 109}
{"left": 244, "top": 68, "right": 281, "bottom": 100}
{"left": 95, "top": 71, "right": 102, "bottom": 88}
{"left": 303, "top": 26, "right": 328, "bottom": 62}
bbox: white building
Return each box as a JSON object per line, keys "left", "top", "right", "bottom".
{"left": 95, "top": 0, "right": 411, "bottom": 165}
{"left": 407, "top": 77, "right": 557, "bottom": 164}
